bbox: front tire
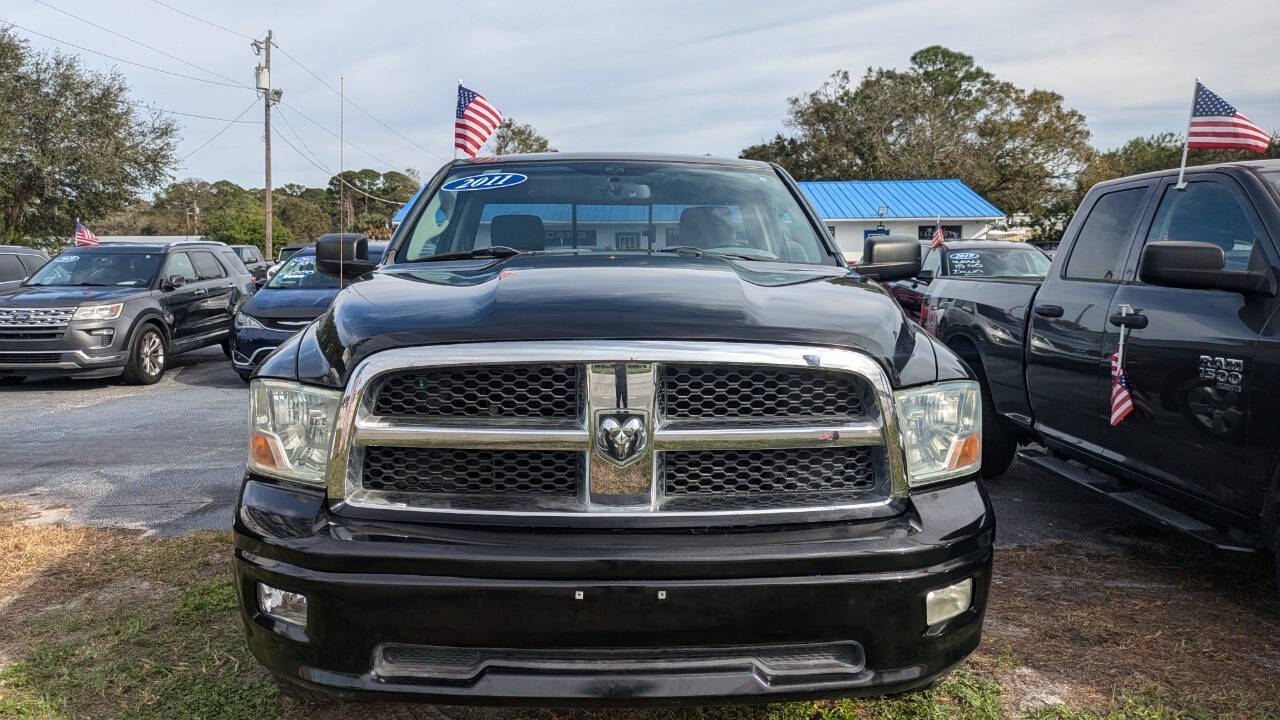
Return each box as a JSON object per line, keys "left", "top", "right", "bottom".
{"left": 221, "top": 337, "right": 233, "bottom": 359}
{"left": 121, "top": 326, "right": 167, "bottom": 385}
{"left": 980, "top": 381, "right": 1016, "bottom": 478}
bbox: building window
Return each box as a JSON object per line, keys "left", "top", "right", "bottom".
{"left": 918, "top": 224, "right": 962, "bottom": 240}
{"left": 616, "top": 232, "right": 641, "bottom": 250}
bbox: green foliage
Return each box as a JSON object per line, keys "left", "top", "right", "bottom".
{"left": 202, "top": 205, "right": 293, "bottom": 251}
{"left": 0, "top": 28, "right": 178, "bottom": 241}
{"left": 491, "top": 116, "right": 556, "bottom": 155}
{"left": 741, "top": 46, "right": 1093, "bottom": 222}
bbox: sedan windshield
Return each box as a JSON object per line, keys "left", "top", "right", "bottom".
{"left": 26, "top": 251, "right": 163, "bottom": 287}
{"left": 945, "top": 247, "right": 1051, "bottom": 278}
{"left": 397, "top": 161, "right": 833, "bottom": 265}
{"left": 267, "top": 253, "right": 337, "bottom": 289}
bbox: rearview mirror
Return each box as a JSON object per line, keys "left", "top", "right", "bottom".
{"left": 857, "top": 237, "right": 922, "bottom": 281}
{"left": 1139, "top": 241, "right": 1273, "bottom": 295}
{"left": 316, "top": 234, "right": 376, "bottom": 278}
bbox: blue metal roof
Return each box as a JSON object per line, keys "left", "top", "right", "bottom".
{"left": 392, "top": 178, "right": 1003, "bottom": 225}
{"left": 796, "top": 179, "right": 1002, "bottom": 220}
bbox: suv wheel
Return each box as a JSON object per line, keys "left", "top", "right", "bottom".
{"left": 221, "top": 338, "right": 233, "bottom": 359}
{"left": 122, "top": 326, "right": 167, "bottom": 385}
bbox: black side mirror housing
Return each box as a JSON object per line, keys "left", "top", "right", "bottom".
{"left": 858, "top": 237, "right": 922, "bottom": 282}
{"left": 915, "top": 269, "right": 935, "bottom": 283}
{"left": 163, "top": 274, "right": 187, "bottom": 291}
{"left": 316, "top": 234, "right": 376, "bottom": 278}
{"left": 1139, "top": 241, "right": 1273, "bottom": 295}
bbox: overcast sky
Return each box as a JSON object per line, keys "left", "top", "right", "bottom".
{"left": 6, "top": 0, "right": 1278, "bottom": 189}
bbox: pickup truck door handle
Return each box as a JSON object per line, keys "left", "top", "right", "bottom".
{"left": 1109, "top": 311, "right": 1148, "bottom": 329}
{"left": 192, "top": 287, "right": 208, "bottom": 296}
{"left": 1033, "top": 304, "right": 1064, "bottom": 318}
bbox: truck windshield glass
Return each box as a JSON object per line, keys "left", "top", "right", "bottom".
{"left": 946, "top": 248, "right": 1051, "bottom": 278}
{"left": 26, "top": 252, "right": 162, "bottom": 287}
{"left": 1263, "top": 170, "right": 1280, "bottom": 200}
{"left": 398, "top": 161, "right": 832, "bottom": 265}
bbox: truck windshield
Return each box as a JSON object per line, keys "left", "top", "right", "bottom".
{"left": 945, "top": 247, "right": 1051, "bottom": 278}
{"left": 1263, "top": 170, "right": 1280, "bottom": 200}
{"left": 397, "top": 161, "right": 833, "bottom": 265}
{"left": 26, "top": 251, "right": 163, "bottom": 287}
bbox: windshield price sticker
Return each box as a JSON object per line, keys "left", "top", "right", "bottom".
{"left": 949, "top": 252, "right": 985, "bottom": 275}
{"left": 441, "top": 173, "right": 528, "bottom": 192}
{"left": 54, "top": 255, "right": 79, "bottom": 262}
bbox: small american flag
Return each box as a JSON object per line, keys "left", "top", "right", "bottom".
{"left": 930, "top": 218, "right": 945, "bottom": 249}
{"left": 1109, "top": 351, "right": 1134, "bottom": 427}
{"left": 74, "top": 222, "right": 99, "bottom": 247}
{"left": 1188, "top": 81, "right": 1270, "bottom": 154}
{"left": 454, "top": 85, "right": 502, "bottom": 158}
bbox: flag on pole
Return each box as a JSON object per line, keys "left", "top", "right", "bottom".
{"left": 1187, "top": 81, "right": 1270, "bottom": 154}
{"left": 454, "top": 85, "right": 502, "bottom": 158}
{"left": 1109, "top": 351, "right": 1134, "bottom": 426}
{"left": 930, "top": 217, "right": 945, "bottom": 250}
{"left": 74, "top": 222, "right": 99, "bottom": 247}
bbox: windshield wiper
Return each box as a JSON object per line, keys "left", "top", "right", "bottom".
{"left": 654, "top": 246, "right": 771, "bottom": 262}
{"left": 409, "top": 245, "right": 525, "bottom": 263}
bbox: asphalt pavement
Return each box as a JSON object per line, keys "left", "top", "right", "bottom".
{"left": 0, "top": 349, "right": 1143, "bottom": 544}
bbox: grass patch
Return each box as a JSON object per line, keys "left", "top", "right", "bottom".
{"left": 0, "top": 516, "right": 1276, "bottom": 719}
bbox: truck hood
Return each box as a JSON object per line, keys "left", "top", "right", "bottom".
{"left": 0, "top": 284, "right": 151, "bottom": 306}
{"left": 276, "top": 254, "right": 943, "bottom": 389}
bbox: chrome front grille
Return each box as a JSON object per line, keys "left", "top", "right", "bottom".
{"left": 373, "top": 365, "right": 582, "bottom": 420}
{"left": 329, "top": 342, "right": 906, "bottom": 525}
{"left": 0, "top": 307, "right": 74, "bottom": 332}
{"left": 659, "top": 364, "right": 865, "bottom": 421}
{"left": 362, "top": 447, "right": 583, "bottom": 496}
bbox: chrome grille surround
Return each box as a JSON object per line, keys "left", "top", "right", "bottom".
{"left": 327, "top": 341, "right": 907, "bottom": 525}
{"left": 0, "top": 307, "right": 74, "bottom": 330}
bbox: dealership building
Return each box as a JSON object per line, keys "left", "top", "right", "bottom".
{"left": 795, "top": 179, "right": 1005, "bottom": 261}
{"left": 391, "top": 177, "right": 1004, "bottom": 261}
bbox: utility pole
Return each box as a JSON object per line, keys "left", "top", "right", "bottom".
{"left": 252, "top": 31, "right": 281, "bottom": 259}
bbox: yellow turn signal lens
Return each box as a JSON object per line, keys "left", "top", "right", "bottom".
{"left": 947, "top": 434, "right": 982, "bottom": 470}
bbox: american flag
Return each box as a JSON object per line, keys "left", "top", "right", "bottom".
{"left": 1187, "top": 81, "right": 1270, "bottom": 154}
{"left": 454, "top": 85, "right": 502, "bottom": 158}
{"left": 930, "top": 218, "right": 945, "bottom": 249}
{"left": 74, "top": 222, "right": 99, "bottom": 247}
{"left": 1109, "top": 351, "right": 1134, "bottom": 427}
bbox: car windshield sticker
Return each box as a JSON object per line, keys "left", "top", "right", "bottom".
{"left": 949, "top": 252, "right": 985, "bottom": 276}
{"left": 441, "top": 173, "right": 528, "bottom": 192}
{"left": 54, "top": 255, "right": 79, "bottom": 262}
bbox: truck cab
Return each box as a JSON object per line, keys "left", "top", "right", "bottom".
{"left": 923, "top": 159, "right": 1280, "bottom": 563}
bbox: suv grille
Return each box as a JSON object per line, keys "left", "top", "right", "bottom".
{"left": 0, "top": 307, "right": 74, "bottom": 330}
{"left": 373, "top": 365, "right": 582, "bottom": 420}
{"left": 362, "top": 447, "right": 582, "bottom": 496}
{"left": 659, "top": 365, "right": 865, "bottom": 421}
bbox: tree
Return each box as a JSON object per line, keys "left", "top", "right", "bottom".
{"left": 0, "top": 29, "right": 178, "bottom": 242}
{"left": 273, "top": 195, "right": 329, "bottom": 243}
{"left": 740, "top": 46, "right": 1092, "bottom": 220}
{"left": 490, "top": 117, "right": 556, "bottom": 155}
{"left": 202, "top": 205, "right": 293, "bottom": 251}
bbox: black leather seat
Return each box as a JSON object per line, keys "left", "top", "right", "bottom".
{"left": 678, "top": 206, "right": 736, "bottom": 249}
{"left": 490, "top": 215, "right": 546, "bottom": 252}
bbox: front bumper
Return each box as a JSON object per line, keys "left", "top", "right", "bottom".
{"left": 233, "top": 476, "right": 994, "bottom": 705}
{"left": 229, "top": 325, "right": 292, "bottom": 373}
{"left": 0, "top": 319, "right": 129, "bottom": 379}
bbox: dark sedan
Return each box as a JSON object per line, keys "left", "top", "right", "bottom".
{"left": 229, "top": 239, "right": 385, "bottom": 381}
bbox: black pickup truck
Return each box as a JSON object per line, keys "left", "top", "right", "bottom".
{"left": 234, "top": 153, "right": 993, "bottom": 704}
{"left": 913, "top": 159, "right": 1280, "bottom": 566}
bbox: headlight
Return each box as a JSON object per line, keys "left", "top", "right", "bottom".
{"left": 235, "top": 312, "right": 266, "bottom": 330}
{"left": 894, "top": 380, "right": 981, "bottom": 487}
{"left": 73, "top": 303, "right": 123, "bottom": 321}
{"left": 248, "top": 379, "right": 341, "bottom": 487}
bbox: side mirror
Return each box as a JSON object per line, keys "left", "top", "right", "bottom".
{"left": 858, "top": 237, "right": 921, "bottom": 281}
{"left": 1139, "top": 241, "right": 1273, "bottom": 295}
{"left": 316, "top": 235, "right": 376, "bottom": 278}
{"left": 163, "top": 274, "right": 187, "bottom": 291}
{"left": 915, "top": 269, "right": 935, "bottom": 283}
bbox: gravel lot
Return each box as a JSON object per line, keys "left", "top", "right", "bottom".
{"left": 0, "top": 346, "right": 1144, "bottom": 547}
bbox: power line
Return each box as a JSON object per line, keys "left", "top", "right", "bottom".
{"left": 159, "top": 108, "right": 260, "bottom": 123}
{"left": 274, "top": 103, "right": 326, "bottom": 168}
{"left": 29, "top": 0, "right": 246, "bottom": 87}
{"left": 277, "top": 99, "right": 400, "bottom": 171}
{"left": 181, "top": 97, "right": 259, "bottom": 161}
{"left": 273, "top": 43, "right": 448, "bottom": 162}
{"left": 149, "top": 0, "right": 256, "bottom": 40}
{"left": 271, "top": 125, "right": 406, "bottom": 206}
{"left": 2, "top": 20, "right": 251, "bottom": 89}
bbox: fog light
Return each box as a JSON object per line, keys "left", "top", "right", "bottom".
{"left": 257, "top": 582, "right": 307, "bottom": 627}
{"left": 925, "top": 578, "right": 973, "bottom": 625}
